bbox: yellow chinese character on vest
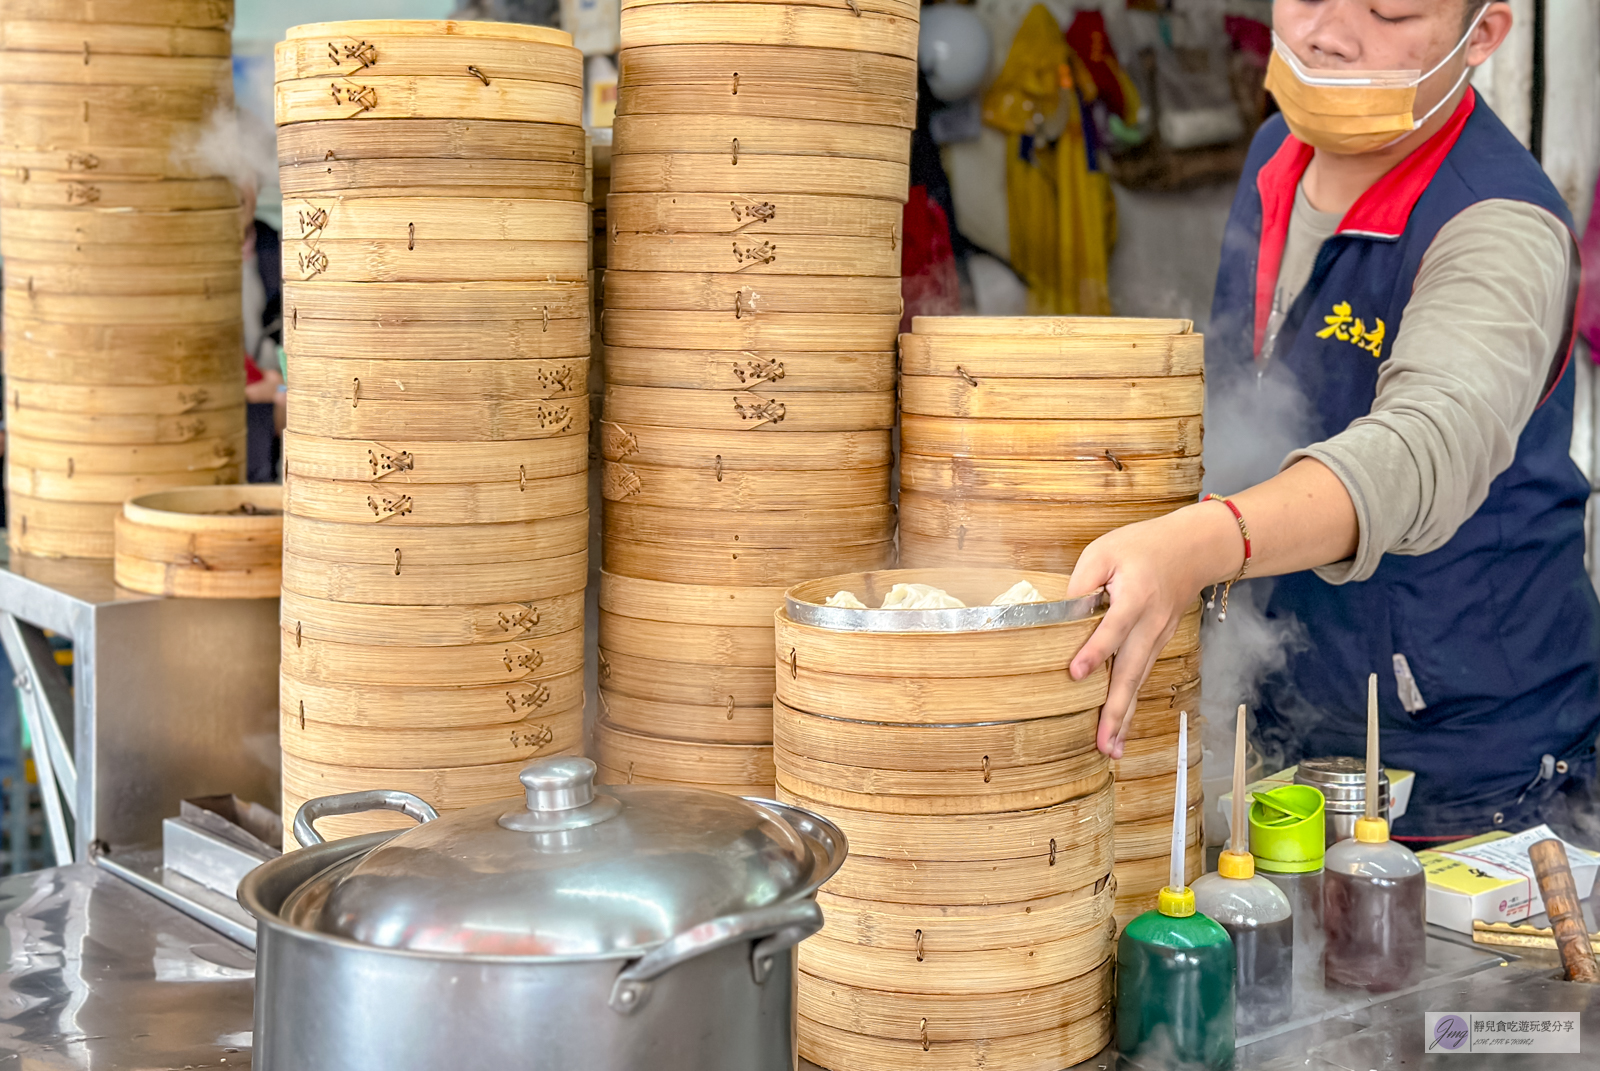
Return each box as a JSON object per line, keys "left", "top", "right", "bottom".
{"left": 1315, "top": 300, "right": 1386, "bottom": 358}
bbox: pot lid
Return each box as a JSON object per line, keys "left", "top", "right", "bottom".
{"left": 282, "top": 758, "right": 837, "bottom": 958}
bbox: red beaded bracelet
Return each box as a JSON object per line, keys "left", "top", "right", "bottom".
{"left": 1202, "top": 493, "right": 1252, "bottom": 621}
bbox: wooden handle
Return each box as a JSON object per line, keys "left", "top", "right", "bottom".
{"left": 1529, "top": 837, "right": 1600, "bottom": 984}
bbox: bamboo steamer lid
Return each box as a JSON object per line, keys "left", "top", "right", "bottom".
{"left": 281, "top": 548, "right": 587, "bottom": 606}
{"left": 0, "top": 20, "right": 230, "bottom": 57}
{"left": 598, "top": 688, "right": 773, "bottom": 745}
{"left": 600, "top": 608, "right": 773, "bottom": 667}
{"left": 283, "top": 195, "right": 588, "bottom": 243}
{"left": 900, "top": 414, "right": 1202, "bottom": 461}
{"left": 282, "top": 430, "right": 586, "bottom": 483}
{"left": 281, "top": 751, "right": 532, "bottom": 814}
{"left": 4, "top": 404, "right": 246, "bottom": 446}
{"left": 282, "top": 587, "right": 583, "bottom": 647}
{"left": 282, "top": 665, "right": 583, "bottom": 728}
{"left": 602, "top": 459, "right": 891, "bottom": 509}
{"left": 0, "top": 51, "right": 230, "bottom": 87}
{"left": 0, "top": 205, "right": 239, "bottom": 245}
{"left": 283, "top": 237, "right": 587, "bottom": 284}
{"left": 1111, "top": 761, "right": 1206, "bottom": 824}
{"left": 1110, "top": 730, "right": 1201, "bottom": 783}
{"left": 1, "top": 258, "right": 239, "bottom": 295}
{"left": 799, "top": 958, "right": 1112, "bottom": 1044}
{"left": 0, "top": 175, "right": 238, "bottom": 211}
{"left": 799, "top": 1005, "right": 1112, "bottom": 1071}
{"left": 115, "top": 481, "right": 280, "bottom": 540}
{"left": 609, "top": 153, "right": 907, "bottom": 201}
{"left": 606, "top": 191, "right": 904, "bottom": 238}
{"left": 1114, "top": 801, "right": 1205, "bottom": 862}
{"left": 6, "top": 378, "right": 239, "bottom": 416}
{"left": 599, "top": 570, "right": 785, "bottom": 626}
{"left": 282, "top": 700, "right": 583, "bottom": 768}
{"left": 900, "top": 374, "right": 1206, "bottom": 421}
{"left": 274, "top": 30, "right": 580, "bottom": 86}
{"left": 612, "top": 113, "right": 909, "bottom": 163}
{"left": 602, "top": 385, "right": 894, "bottom": 432}
{"left": 617, "top": 82, "right": 915, "bottom": 128}
{"left": 1, "top": 0, "right": 232, "bottom": 27}
{"left": 604, "top": 310, "right": 898, "bottom": 352}
{"left": 2, "top": 314, "right": 241, "bottom": 369}
{"left": 282, "top": 471, "right": 586, "bottom": 526}
{"left": 774, "top": 701, "right": 1098, "bottom": 775}
{"left": 286, "top": 390, "right": 585, "bottom": 442}
{"left": 281, "top": 624, "right": 584, "bottom": 688}
{"left": 288, "top": 357, "right": 587, "bottom": 403}
{"left": 600, "top": 648, "right": 776, "bottom": 707}
{"left": 601, "top": 421, "right": 891, "bottom": 469}
{"left": 274, "top": 76, "right": 582, "bottom": 127}
{"left": 608, "top": 231, "right": 899, "bottom": 276}
{"left": 6, "top": 432, "right": 242, "bottom": 474}
{"left": 605, "top": 501, "right": 894, "bottom": 546}
{"left": 284, "top": 278, "right": 588, "bottom": 321}
{"left": 896, "top": 491, "right": 1191, "bottom": 541}
{"left": 594, "top": 763, "right": 772, "bottom": 798}
{"left": 620, "top": 3, "right": 919, "bottom": 59}
{"left": 778, "top": 663, "right": 1110, "bottom": 728}
{"left": 899, "top": 453, "right": 1203, "bottom": 504}
{"left": 2, "top": 287, "right": 241, "bottom": 326}
{"left": 9, "top": 464, "right": 242, "bottom": 504}
{"left": 603, "top": 274, "right": 903, "bottom": 318}
{"left": 279, "top": 158, "right": 586, "bottom": 199}
{"left": 899, "top": 329, "right": 1203, "bottom": 377}
{"left": 114, "top": 548, "right": 279, "bottom": 599}
{"left": 283, "top": 513, "right": 586, "bottom": 566}
{"left": 277, "top": 117, "right": 585, "bottom": 166}
{"left": 594, "top": 716, "right": 776, "bottom": 785}
{"left": 605, "top": 536, "right": 894, "bottom": 588}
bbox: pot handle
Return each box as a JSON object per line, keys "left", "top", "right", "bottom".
{"left": 293, "top": 789, "right": 440, "bottom": 848}
{"left": 608, "top": 899, "right": 824, "bottom": 1015}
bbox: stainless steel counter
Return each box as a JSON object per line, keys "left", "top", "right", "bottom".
{"left": 2, "top": 860, "right": 1597, "bottom": 1069}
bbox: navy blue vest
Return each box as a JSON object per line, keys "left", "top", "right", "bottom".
{"left": 1210, "top": 93, "right": 1600, "bottom": 839}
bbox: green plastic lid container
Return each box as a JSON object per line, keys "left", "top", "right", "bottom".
{"left": 1248, "top": 784, "right": 1326, "bottom": 874}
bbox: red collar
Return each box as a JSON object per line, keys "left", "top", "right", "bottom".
{"left": 1251, "top": 89, "right": 1478, "bottom": 357}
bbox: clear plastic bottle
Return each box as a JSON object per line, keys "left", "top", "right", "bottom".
{"left": 1323, "top": 824, "right": 1427, "bottom": 991}
{"left": 1192, "top": 864, "right": 1294, "bottom": 1034}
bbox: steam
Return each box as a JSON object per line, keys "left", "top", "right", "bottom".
{"left": 170, "top": 105, "right": 278, "bottom": 202}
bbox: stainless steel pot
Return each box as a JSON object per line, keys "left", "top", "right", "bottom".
{"left": 239, "top": 757, "right": 846, "bottom": 1071}
{"left": 1295, "top": 756, "right": 1391, "bottom": 846}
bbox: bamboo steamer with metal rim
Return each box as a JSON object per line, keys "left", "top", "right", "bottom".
{"left": 605, "top": 190, "right": 905, "bottom": 238}
{"left": 281, "top": 588, "right": 585, "bottom": 647}
{"left": 601, "top": 422, "right": 892, "bottom": 469}
{"left": 281, "top": 666, "right": 584, "bottom": 729}
{"left": 599, "top": 688, "right": 773, "bottom": 745}
{"left": 112, "top": 484, "right": 282, "bottom": 598}
{"left": 600, "top": 648, "right": 776, "bottom": 707}
{"left": 281, "top": 700, "right": 584, "bottom": 768}
{"left": 594, "top": 717, "right": 776, "bottom": 788}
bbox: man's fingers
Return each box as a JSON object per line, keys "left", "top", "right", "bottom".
{"left": 1095, "top": 619, "right": 1165, "bottom": 757}
{"left": 1070, "top": 593, "right": 1142, "bottom": 680}
{"left": 1065, "top": 543, "right": 1112, "bottom": 599}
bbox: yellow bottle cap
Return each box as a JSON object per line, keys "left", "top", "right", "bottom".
{"left": 1158, "top": 886, "right": 1196, "bottom": 917}
{"left": 1354, "top": 815, "right": 1390, "bottom": 843}
{"left": 1217, "top": 849, "right": 1255, "bottom": 880}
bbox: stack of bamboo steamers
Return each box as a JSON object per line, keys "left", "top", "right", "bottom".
{"left": 593, "top": 0, "right": 917, "bottom": 794}
{"left": 777, "top": 569, "right": 1116, "bottom": 1069}
{"left": 273, "top": 20, "right": 590, "bottom": 842}
{"left": 897, "top": 316, "right": 1206, "bottom": 922}
{"left": 0, "top": 0, "right": 245, "bottom": 559}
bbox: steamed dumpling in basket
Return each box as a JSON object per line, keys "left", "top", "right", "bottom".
{"left": 992, "top": 580, "right": 1048, "bottom": 606}
{"left": 880, "top": 583, "right": 967, "bottom": 610}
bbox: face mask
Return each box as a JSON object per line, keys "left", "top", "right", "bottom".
{"left": 1264, "top": 5, "right": 1488, "bottom": 154}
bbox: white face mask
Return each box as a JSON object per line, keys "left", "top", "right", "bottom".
{"left": 1264, "top": 5, "right": 1489, "bottom": 153}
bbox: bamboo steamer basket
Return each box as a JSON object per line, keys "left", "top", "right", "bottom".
{"left": 4, "top": 405, "right": 246, "bottom": 446}
{"left": 900, "top": 453, "right": 1203, "bottom": 504}
{"left": 608, "top": 232, "right": 899, "bottom": 277}
{"left": 280, "top": 625, "right": 584, "bottom": 687}
{"left": 617, "top": 42, "right": 914, "bottom": 103}
{"left": 1116, "top": 853, "right": 1206, "bottom": 927}
{"left": 281, "top": 752, "right": 534, "bottom": 824}
{"left": 595, "top": 763, "right": 771, "bottom": 798}
{"left": 617, "top": 83, "right": 915, "bottom": 128}
{"left": 896, "top": 491, "right": 1192, "bottom": 542}
{"left": 914, "top": 316, "right": 1193, "bottom": 337}
{"left": 603, "top": 310, "right": 898, "bottom": 352}
{"left": 274, "top": 27, "right": 580, "bottom": 85}
{"left": 273, "top": 75, "right": 582, "bottom": 126}
{"left": 283, "top": 195, "right": 588, "bottom": 243}
{"left": 609, "top": 153, "right": 908, "bottom": 202}
{"left": 0, "top": 20, "right": 230, "bottom": 57}
{"left": 1142, "top": 651, "right": 1202, "bottom": 698}
{"left": 813, "top": 879, "right": 1113, "bottom": 953}
{"left": 899, "top": 413, "right": 1202, "bottom": 461}
{"left": 6, "top": 378, "right": 239, "bottom": 416}
{"left": 602, "top": 385, "right": 894, "bottom": 432}
{"left": 605, "top": 536, "right": 894, "bottom": 588}
{"left": 799, "top": 1005, "right": 1111, "bottom": 1071}
{"left": 112, "top": 545, "right": 277, "bottom": 598}
{"left": 799, "top": 957, "right": 1112, "bottom": 1044}
{"left": 1111, "top": 731, "right": 1200, "bottom": 782}
{"left": 287, "top": 391, "right": 585, "bottom": 442}
{"left": 779, "top": 662, "right": 1110, "bottom": 728}
{"left": 603, "top": 275, "right": 902, "bottom": 319}
{"left": 283, "top": 514, "right": 586, "bottom": 566}
{"left": 282, "top": 666, "right": 583, "bottom": 728}
{"left": 2, "top": 287, "right": 240, "bottom": 326}
{"left": 282, "top": 430, "right": 586, "bottom": 483}
{"left": 8, "top": 463, "right": 242, "bottom": 504}
{"left": 0, "top": 175, "right": 238, "bottom": 211}
{"left": 605, "top": 502, "right": 894, "bottom": 546}
{"left": 774, "top": 701, "right": 1098, "bottom": 775}
{"left": 0, "top": 82, "right": 228, "bottom": 126}
{"left": 1111, "top": 758, "right": 1206, "bottom": 824}
{"left": 599, "top": 608, "right": 774, "bottom": 667}
{"left": 283, "top": 238, "right": 587, "bottom": 283}
{"left": 285, "top": 310, "right": 589, "bottom": 361}
{"left": 601, "top": 422, "right": 891, "bottom": 469}
{"left": 619, "top": 3, "right": 919, "bottom": 58}
{"left": 112, "top": 484, "right": 281, "bottom": 593}
{"left": 6, "top": 432, "right": 242, "bottom": 474}
{"left": 279, "top": 159, "right": 585, "bottom": 199}
{"left": 605, "top": 191, "right": 904, "bottom": 239}
{"left": 0, "top": 51, "right": 231, "bottom": 87}
{"left": 0, "top": 204, "right": 238, "bottom": 245}
{"left": 284, "top": 278, "right": 587, "bottom": 321}
{"left": 1126, "top": 682, "right": 1201, "bottom": 738}
{"left": 282, "top": 588, "right": 584, "bottom": 647}
{"left": 594, "top": 717, "right": 776, "bottom": 786}
{"left": 598, "top": 688, "right": 773, "bottom": 745}
{"left": 7, "top": 494, "right": 119, "bottom": 533}
{"left": 10, "top": 523, "right": 114, "bottom": 559}
{"left": 0, "top": 146, "right": 219, "bottom": 182}
{"left": 900, "top": 374, "right": 1206, "bottom": 421}
{"left": 0, "top": 0, "right": 232, "bottom": 26}
{"left": 288, "top": 357, "right": 587, "bottom": 403}
{"left": 599, "top": 570, "right": 785, "bottom": 627}
{"left": 1114, "top": 801, "right": 1205, "bottom": 862}
{"left": 893, "top": 531, "right": 1086, "bottom": 573}
{"left": 0, "top": 238, "right": 242, "bottom": 269}
{"left": 599, "top": 648, "right": 775, "bottom": 707}
{"left": 602, "top": 460, "right": 891, "bottom": 509}
{"left": 619, "top": 0, "right": 919, "bottom": 18}
{"left": 899, "top": 329, "right": 1203, "bottom": 378}
{"left": 612, "top": 113, "right": 908, "bottom": 163}
{"left": 1113, "top": 839, "right": 1206, "bottom": 900}
{"left": 277, "top": 118, "right": 585, "bottom": 166}
{"left": 282, "top": 471, "right": 586, "bottom": 526}
{"left": 282, "top": 701, "right": 583, "bottom": 768}
{"left": 281, "top": 548, "right": 587, "bottom": 606}
{"left": 2, "top": 315, "right": 241, "bottom": 371}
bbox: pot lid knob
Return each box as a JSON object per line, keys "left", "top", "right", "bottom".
{"left": 498, "top": 757, "right": 622, "bottom": 833}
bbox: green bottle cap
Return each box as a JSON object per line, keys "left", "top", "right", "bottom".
{"left": 1248, "top": 784, "right": 1325, "bottom": 873}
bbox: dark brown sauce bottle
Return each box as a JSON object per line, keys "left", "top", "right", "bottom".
{"left": 1324, "top": 863, "right": 1427, "bottom": 992}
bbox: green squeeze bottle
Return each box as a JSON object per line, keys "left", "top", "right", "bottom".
{"left": 1116, "top": 711, "right": 1237, "bottom": 1070}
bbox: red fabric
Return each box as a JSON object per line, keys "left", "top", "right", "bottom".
{"left": 1253, "top": 136, "right": 1315, "bottom": 357}
{"left": 1338, "top": 88, "right": 1477, "bottom": 240}
{"left": 244, "top": 355, "right": 264, "bottom": 385}
{"left": 900, "top": 185, "right": 960, "bottom": 333}
{"left": 1579, "top": 177, "right": 1600, "bottom": 360}
{"left": 1064, "top": 11, "right": 1126, "bottom": 117}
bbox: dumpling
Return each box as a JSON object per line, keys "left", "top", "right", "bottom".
{"left": 880, "top": 583, "right": 966, "bottom": 610}
{"left": 992, "top": 580, "right": 1048, "bottom": 606}
{"left": 824, "top": 590, "right": 869, "bottom": 609}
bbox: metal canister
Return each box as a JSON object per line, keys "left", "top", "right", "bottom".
{"left": 1294, "top": 757, "right": 1390, "bottom": 846}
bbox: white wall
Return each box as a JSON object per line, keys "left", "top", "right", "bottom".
{"left": 234, "top": 0, "right": 455, "bottom": 47}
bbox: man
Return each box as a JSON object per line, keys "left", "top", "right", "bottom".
{"left": 1066, "top": 0, "right": 1599, "bottom": 840}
